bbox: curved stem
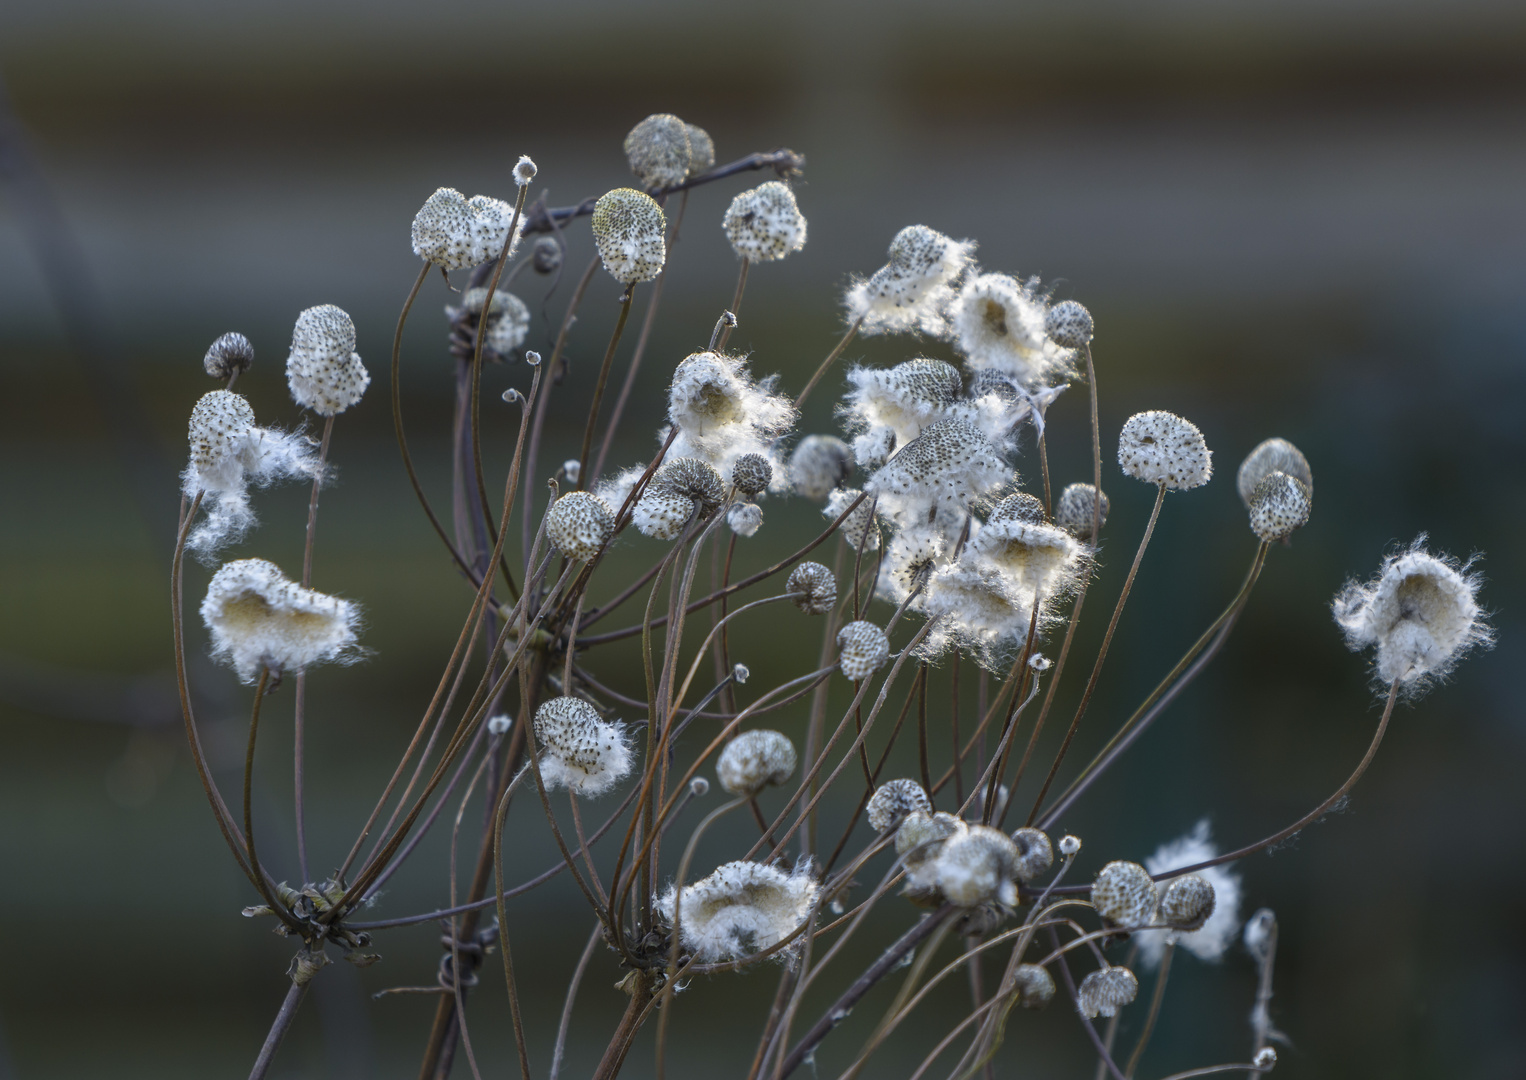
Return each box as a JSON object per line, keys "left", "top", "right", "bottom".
{"left": 575, "top": 284, "right": 636, "bottom": 489}
{"left": 241, "top": 668, "right": 294, "bottom": 929}
{"left": 490, "top": 765, "right": 534, "bottom": 1080}
{"left": 293, "top": 414, "right": 335, "bottom": 884}
{"left": 717, "top": 258, "right": 750, "bottom": 350}
{"left": 550, "top": 922, "right": 603, "bottom": 1080}
{"left": 794, "top": 315, "right": 864, "bottom": 411}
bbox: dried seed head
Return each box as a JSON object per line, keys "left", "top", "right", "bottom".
{"left": 1054, "top": 483, "right": 1110, "bottom": 541}
{"left": 411, "top": 188, "right": 522, "bottom": 270}
{"left": 591, "top": 188, "right": 667, "bottom": 284}
{"left": 824, "top": 488, "right": 881, "bottom": 553}
{"left": 624, "top": 113, "right": 692, "bottom": 189}
{"left": 685, "top": 123, "right": 715, "bottom": 174}
{"left": 533, "top": 696, "right": 633, "bottom": 797}
{"left": 1091, "top": 860, "right": 1159, "bottom": 930}
{"left": 1118, "top": 411, "right": 1212, "bottom": 490}
{"left": 1010, "top": 827, "right": 1054, "bottom": 882}
{"left": 189, "top": 390, "right": 256, "bottom": 480}
{"left": 787, "top": 561, "right": 837, "bottom": 615}
{"left": 669, "top": 350, "right": 748, "bottom": 428}
{"left": 449, "top": 286, "right": 531, "bottom": 360}
{"left": 656, "top": 860, "right": 819, "bottom": 963}
{"left": 1044, "top": 300, "right": 1094, "bottom": 348}
{"left": 987, "top": 492, "right": 1046, "bottom": 527}
{"left": 287, "top": 304, "right": 370, "bottom": 416}
{"left": 532, "top": 236, "right": 563, "bottom": 275}
{"left": 837, "top": 620, "right": 890, "bottom": 680}
{"left": 545, "top": 491, "right": 616, "bottom": 561}
{"left": 866, "top": 779, "right": 933, "bottom": 832}
{"left": 1013, "top": 964, "right": 1056, "bottom": 1009}
{"left": 895, "top": 810, "right": 964, "bottom": 861}
{"left": 733, "top": 663, "right": 750, "bottom": 683}
{"left": 870, "top": 417, "right": 1010, "bottom": 515}
{"left": 723, "top": 181, "right": 807, "bottom": 262}
{"left": 633, "top": 457, "right": 725, "bottom": 539}
{"left": 930, "top": 825, "right": 1021, "bottom": 907}
{"left": 731, "top": 453, "right": 773, "bottom": 497}
{"left": 727, "top": 501, "right": 763, "bottom": 537}
{"left": 1140, "top": 821, "right": 1241, "bottom": 966}
{"left": 951, "top": 272, "right": 1073, "bottom": 387}
{"left": 1059, "top": 834, "right": 1082, "bottom": 857}
{"left": 843, "top": 358, "right": 965, "bottom": 467}
{"left": 204, "top": 331, "right": 254, "bottom": 380}
{"left": 845, "top": 225, "right": 977, "bottom": 336}
{"left": 1160, "top": 873, "right": 1216, "bottom": 931}
{"left": 790, "top": 435, "right": 855, "bottom": 502}
{"left": 1248, "top": 471, "right": 1312, "bottom": 542}
{"left": 1243, "top": 908, "right": 1276, "bottom": 962}
{"left": 1077, "top": 965, "right": 1139, "bottom": 1019}
{"left": 717, "top": 729, "right": 797, "bottom": 796}
{"left": 690, "top": 777, "right": 710, "bottom": 797}
{"left": 201, "top": 558, "right": 361, "bottom": 683}
{"left": 1254, "top": 1047, "right": 1277, "bottom": 1070}
{"left": 1236, "top": 437, "right": 1312, "bottom": 508}
{"left": 513, "top": 155, "right": 537, "bottom": 186}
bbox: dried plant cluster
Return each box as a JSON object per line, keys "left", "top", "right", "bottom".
{"left": 171, "top": 115, "right": 1494, "bottom": 1080}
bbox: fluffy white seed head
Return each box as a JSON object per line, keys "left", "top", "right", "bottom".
{"left": 1254, "top": 1047, "right": 1278, "bottom": 1070}
{"left": 1091, "top": 861, "right": 1159, "bottom": 931}
{"left": 1248, "top": 471, "right": 1312, "bottom": 542}
{"left": 787, "top": 561, "right": 837, "bottom": 615}
{"left": 287, "top": 304, "right": 370, "bottom": 416}
{"left": 1044, "top": 300, "right": 1093, "bottom": 348}
{"left": 656, "top": 860, "right": 819, "bottom": 963}
{"left": 632, "top": 458, "right": 725, "bottom": 539}
{"left": 727, "top": 501, "right": 763, "bottom": 537}
{"left": 870, "top": 418, "right": 1010, "bottom": 530}
{"left": 1332, "top": 538, "right": 1492, "bottom": 691}
{"left": 1010, "top": 828, "right": 1054, "bottom": 883}
{"left": 1077, "top": 965, "right": 1138, "bottom": 1019}
{"left": 845, "top": 225, "right": 976, "bottom": 336}
{"left": 951, "top": 273, "right": 1074, "bottom": 387}
{"left": 842, "top": 358, "right": 965, "bottom": 468}
{"left": 513, "top": 155, "right": 536, "bottom": 186}
{"left": 790, "top": 435, "right": 855, "bottom": 502}
{"left": 592, "top": 188, "right": 667, "bottom": 284}
{"left": 824, "top": 488, "right": 881, "bottom": 553}
{"left": 1013, "top": 964, "right": 1055, "bottom": 1008}
{"left": 1237, "top": 437, "right": 1312, "bottom": 508}
{"left": 867, "top": 779, "right": 932, "bottom": 832}
{"left": 1059, "top": 834, "right": 1082, "bottom": 857}
{"left": 447, "top": 286, "right": 531, "bottom": 361}
{"left": 666, "top": 351, "right": 796, "bottom": 482}
{"left": 837, "top": 620, "right": 890, "bottom": 680}
{"left": 204, "top": 331, "right": 254, "bottom": 380}
{"left": 201, "top": 559, "right": 361, "bottom": 683}
{"left": 624, "top": 114, "right": 692, "bottom": 189}
{"left": 896, "top": 810, "right": 966, "bottom": 903}
{"left": 928, "top": 825, "right": 1022, "bottom": 907}
{"left": 1055, "top": 483, "right": 1110, "bottom": 541}
{"left": 1136, "top": 820, "right": 1242, "bottom": 967}
{"left": 717, "top": 730, "right": 797, "bottom": 796}
{"left": 545, "top": 491, "right": 616, "bottom": 561}
{"left": 1243, "top": 908, "right": 1276, "bottom": 962}
{"left": 411, "top": 188, "right": 523, "bottom": 270}
{"left": 969, "top": 517, "right": 1088, "bottom": 601}
{"left": 731, "top": 453, "right": 773, "bottom": 498}
{"left": 685, "top": 123, "right": 715, "bottom": 175}
{"left": 1160, "top": 874, "right": 1216, "bottom": 931}
{"left": 533, "top": 696, "right": 633, "bottom": 798}
{"left": 723, "top": 181, "right": 806, "bottom": 262}
{"left": 1117, "top": 411, "right": 1212, "bottom": 490}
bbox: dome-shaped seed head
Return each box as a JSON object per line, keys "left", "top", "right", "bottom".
{"left": 846, "top": 225, "right": 976, "bottom": 336}
{"left": 824, "top": 488, "right": 881, "bottom": 553}
{"left": 1054, "top": 483, "right": 1110, "bottom": 541}
{"left": 1077, "top": 965, "right": 1139, "bottom": 1019}
{"left": 204, "top": 332, "right": 254, "bottom": 380}
{"left": 656, "top": 860, "right": 819, "bottom": 963}
{"left": 731, "top": 453, "right": 773, "bottom": 497}
{"left": 791, "top": 435, "right": 855, "bottom": 502}
{"left": 189, "top": 390, "right": 256, "bottom": 476}
{"left": 545, "top": 491, "right": 616, "bottom": 561}
{"left": 968, "top": 369, "right": 1020, "bottom": 404}
{"left": 624, "top": 113, "right": 692, "bottom": 189}
{"left": 1044, "top": 300, "right": 1094, "bottom": 348}
{"left": 931, "top": 825, "right": 1021, "bottom": 907}
{"left": 411, "top": 188, "right": 521, "bottom": 271}
{"left": 717, "top": 729, "right": 797, "bottom": 796}
{"left": 867, "top": 779, "right": 932, "bottom": 832}
{"left": 727, "top": 501, "right": 763, "bottom": 537}
{"left": 532, "top": 236, "right": 563, "bottom": 275}
{"left": 1059, "top": 834, "right": 1082, "bottom": 857}
{"left": 1091, "top": 860, "right": 1159, "bottom": 930}
{"left": 1236, "top": 437, "right": 1312, "bottom": 509}
{"left": 1249, "top": 471, "right": 1311, "bottom": 542}
{"left": 1118, "top": 411, "right": 1212, "bottom": 490}
{"left": 723, "top": 181, "right": 807, "bottom": 262}
{"left": 685, "top": 123, "right": 715, "bottom": 175}
{"left": 633, "top": 457, "right": 725, "bottom": 540}
{"left": 670, "top": 351, "right": 747, "bottom": 428}
{"left": 837, "top": 620, "right": 890, "bottom": 680}
{"left": 533, "top": 696, "right": 633, "bottom": 797}
{"left": 987, "top": 492, "right": 1046, "bottom": 527}
{"left": 454, "top": 286, "right": 532, "bottom": 359}
{"left": 787, "top": 561, "right": 837, "bottom": 615}
{"left": 871, "top": 417, "right": 1010, "bottom": 510}
{"left": 201, "top": 558, "right": 360, "bottom": 683}
{"left": 1013, "top": 964, "right": 1055, "bottom": 1009}
{"left": 287, "top": 304, "right": 370, "bottom": 416}
{"left": 895, "top": 810, "right": 963, "bottom": 861}
{"left": 1010, "top": 827, "right": 1054, "bottom": 883}
{"left": 887, "top": 358, "right": 965, "bottom": 407}
{"left": 592, "top": 188, "right": 666, "bottom": 284}
{"left": 1159, "top": 873, "right": 1216, "bottom": 931}
{"left": 513, "top": 155, "right": 536, "bottom": 186}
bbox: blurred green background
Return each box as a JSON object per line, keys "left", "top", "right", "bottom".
{"left": 1, "top": 1, "right": 1523, "bottom": 1077}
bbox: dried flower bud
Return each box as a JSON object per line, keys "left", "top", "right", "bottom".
{"left": 837, "top": 620, "right": 890, "bottom": 680}
{"left": 930, "top": 825, "right": 1021, "bottom": 907}
{"left": 1059, "top": 834, "right": 1082, "bottom": 857}
{"left": 717, "top": 729, "right": 797, "bottom": 796}
{"left": 502, "top": 388, "right": 522, "bottom": 404}
{"left": 1091, "top": 860, "right": 1159, "bottom": 930}
{"left": 531, "top": 236, "right": 563, "bottom": 275}
{"left": 727, "top": 501, "right": 763, "bottom": 537}
{"left": 1254, "top": 1047, "right": 1277, "bottom": 1070}
{"left": 1013, "top": 964, "right": 1055, "bottom": 1008}
{"left": 624, "top": 113, "right": 691, "bottom": 189}
{"left": 591, "top": 188, "right": 666, "bottom": 285}
{"left": 1010, "top": 827, "right": 1054, "bottom": 882}
{"left": 545, "top": 491, "right": 616, "bottom": 561}
{"left": 1248, "top": 471, "right": 1311, "bottom": 542}
{"left": 513, "top": 155, "right": 536, "bottom": 186}
{"left": 824, "top": 488, "right": 881, "bottom": 553}
{"left": 686, "top": 123, "right": 715, "bottom": 174}
{"left": 791, "top": 435, "right": 855, "bottom": 502}
{"left": 449, "top": 286, "right": 531, "bottom": 360}
{"left": 656, "top": 860, "right": 818, "bottom": 962}
{"left": 866, "top": 779, "right": 932, "bottom": 832}
{"left": 204, "top": 331, "right": 254, "bottom": 380}
{"left": 1044, "top": 300, "right": 1094, "bottom": 348}
{"left": 1236, "top": 437, "right": 1312, "bottom": 508}
{"left": 1054, "top": 483, "right": 1110, "bottom": 541}
{"left": 690, "top": 777, "right": 710, "bottom": 797}
{"left": 787, "top": 561, "right": 837, "bottom": 615}
{"left": 411, "top": 188, "right": 522, "bottom": 270}
{"left": 524, "top": 350, "right": 542, "bottom": 366}
{"left": 1118, "top": 411, "right": 1212, "bottom": 490}
{"left": 723, "top": 181, "right": 807, "bottom": 262}
{"left": 731, "top": 453, "right": 773, "bottom": 497}
{"left": 633, "top": 457, "right": 725, "bottom": 540}
{"left": 733, "top": 663, "right": 750, "bottom": 683}
{"left": 201, "top": 558, "right": 361, "bottom": 683}
{"left": 987, "top": 492, "right": 1045, "bottom": 526}
{"left": 287, "top": 304, "right": 370, "bottom": 416}
{"left": 1077, "top": 965, "right": 1138, "bottom": 1018}
{"left": 1159, "top": 873, "right": 1216, "bottom": 931}
{"left": 533, "top": 696, "right": 633, "bottom": 797}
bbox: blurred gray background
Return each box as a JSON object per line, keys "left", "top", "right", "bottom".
{"left": 1, "top": 1, "right": 1523, "bottom": 1077}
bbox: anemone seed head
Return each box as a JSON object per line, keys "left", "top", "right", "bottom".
{"left": 201, "top": 558, "right": 361, "bottom": 683}
{"left": 950, "top": 273, "right": 1074, "bottom": 387}
{"left": 844, "top": 225, "right": 976, "bottom": 336}
{"left": 723, "top": 182, "right": 807, "bottom": 262}
{"left": 657, "top": 860, "right": 819, "bottom": 963}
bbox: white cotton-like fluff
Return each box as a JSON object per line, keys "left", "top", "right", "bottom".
{"left": 841, "top": 358, "right": 965, "bottom": 468}
{"left": 869, "top": 418, "right": 1010, "bottom": 527}
{"left": 716, "top": 729, "right": 797, "bottom": 796}
{"left": 950, "top": 273, "right": 1075, "bottom": 388}
{"left": 790, "top": 435, "right": 855, "bottom": 502}
{"left": 727, "top": 501, "right": 763, "bottom": 537}
{"left": 877, "top": 525, "right": 949, "bottom": 607}
{"left": 1332, "top": 538, "right": 1492, "bottom": 691}
{"left": 200, "top": 558, "right": 361, "bottom": 683}
{"left": 446, "top": 286, "right": 531, "bottom": 360}
{"left": 657, "top": 860, "right": 819, "bottom": 962}
{"left": 896, "top": 810, "right": 966, "bottom": 900}
{"left": 921, "top": 560, "right": 1041, "bottom": 668}
{"left": 410, "top": 187, "right": 523, "bottom": 271}
{"left": 182, "top": 390, "right": 320, "bottom": 559}
{"left": 665, "top": 351, "right": 796, "bottom": 486}
{"left": 631, "top": 458, "right": 726, "bottom": 540}
{"left": 926, "top": 825, "right": 1022, "bottom": 907}
{"left": 935, "top": 513, "right": 1089, "bottom": 639}
{"left": 592, "top": 188, "right": 666, "bottom": 284}
{"left": 1135, "top": 820, "right": 1242, "bottom": 967}
{"left": 533, "top": 697, "right": 633, "bottom": 798}
{"left": 1118, "top": 411, "right": 1212, "bottom": 490}
{"left": 824, "top": 488, "right": 882, "bottom": 553}
{"left": 287, "top": 304, "right": 371, "bottom": 416}
{"left": 844, "top": 225, "right": 976, "bottom": 337}
{"left": 723, "top": 181, "right": 807, "bottom": 262}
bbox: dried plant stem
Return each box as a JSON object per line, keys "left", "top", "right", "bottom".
{"left": 550, "top": 922, "right": 604, "bottom": 1080}
{"left": 1124, "top": 940, "right": 1173, "bottom": 1078}
{"left": 1050, "top": 926, "right": 1128, "bottom": 1080}
{"left": 487, "top": 764, "right": 535, "bottom": 1080}
{"left": 241, "top": 667, "right": 292, "bottom": 928}
{"left": 718, "top": 258, "right": 750, "bottom": 349}
{"left": 247, "top": 980, "right": 309, "bottom": 1080}
{"left": 575, "top": 284, "right": 636, "bottom": 488}
{"left": 293, "top": 413, "right": 335, "bottom": 883}
{"left": 794, "top": 314, "right": 864, "bottom": 411}
{"left": 592, "top": 973, "right": 656, "bottom": 1080}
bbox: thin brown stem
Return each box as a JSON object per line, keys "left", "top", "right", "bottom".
{"left": 292, "top": 414, "right": 334, "bottom": 884}
{"left": 718, "top": 258, "right": 750, "bottom": 349}
{"left": 247, "top": 979, "right": 310, "bottom": 1080}
{"left": 1124, "top": 940, "right": 1173, "bottom": 1078}
{"left": 550, "top": 922, "right": 603, "bottom": 1080}
{"left": 794, "top": 315, "right": 864, "bottom": 411}
{"left": 576, "top": 284, "right": 636, "bottom": 489}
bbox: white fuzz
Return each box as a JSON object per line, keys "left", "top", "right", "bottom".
{"left": 844, "top": 225, "right": 976, "bottom": 337}
{"left": 665, "top": 351, "right": 796, "bottom": 485}
{"left": 824, "top": 488, "right": 881, "bottom": 553}
{"left": 1248, "top": 471, "right": 1312, "bottom": 543}
{"left": 632, "top": 458, "right": 725, "bottom": 540}
{"left": 657, "top": 860, "right": 819, "bottom": 963}
{"left": 841, "top": 358, "right": 965, "bottom": 468}
{"left": 877, "top": 526, "right": 948, "bottom": 607}
{"left": 1332, "top": 537, "right": 1492, "bottom": 691}
{"left": 201, "top": 558, "right": 361, "bottom": 683}
{"left": 869, "top": 418, "right": 1010, "bottom": 528}
{"left": 927, "top": 824, "right": 1022, "bottom": 907}
{"left": 1077, "top": 965, "right": 1138, "bottom": 1019}
{"left": 533, "top": 696, "right": 633, "bottom": 798}
{"left": 446, "top": 287, "right": 531, "bottom": 360}
{"left": 513, "top": 155, "right": 537, "bottom": 187}
{"left": 1236, "top": 437, "right": 1312, "bottom": 508}
{"left": 1059, "top": 835, "right": 1082, "bottom": 857}
{"left": 591, "top": 189, "right": 666, "bottom": 284}
{"left": 790, "top": 435, "right": 855, "bottom": 502}
{"left": 545, "top": 491, "right": 616, "bottom": 561}
{"left": 787, "top": 561, "right": 837, "bottom": 615}
{"left": 950, "top": 273, "right": 1074, "bottom": 388}
{"left": 837, "top": 620, "right": 890, "bottom": 680}
{"left": 624, "top": 114, "right": 692, "bottom": 189}
{"left": 1136, "top": 820, "right": 1242, "bottom": 967}
{"left": 1091, "top": 860, "right": 1158, "bottom": 932}
{"left": 1117, "top": 411, "right": 1212, "bottom": 490}
{"left": 1054, "top": 482, "right": 1110, "bottom": 541}
{"left": 866, "top": 779, "right": 932, "bottom": 832}
{"left": 895, "top": 810, "right": 966, "bottom": 900}
{"left": 723, "top": 181, "right": 807, "bottom": 262}
{"left": 727, "top": 501, "right": 763, "bottom": 537}
{"left": 287, "top": 304, "right": 371, "bottom": 416}
{"left": 410, "top": 188, "right": 523, "bottom": 271}
{"left": 716, "top": 729, "right": 797, "bottom": 797}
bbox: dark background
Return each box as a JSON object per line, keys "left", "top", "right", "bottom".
{"left": 1, "top": 2, "right": 1522, "bottom": 1077}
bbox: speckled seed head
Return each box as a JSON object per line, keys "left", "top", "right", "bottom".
{"left": 1160, "top": 873, "right": 1216, "bottom": 931}
{"left": 204, "top": 332, "right": 254, "bottom": 380}
{"left": 867, "top": 779, "right": 933, "bottom": 832}
{"left": 545, "top": 491, "right": 616, "bottom": 561}
{"left": 870, "top": 417, "right": 1010, "bottom": 511}
{"left": 513, "top": 155, "right": 536, "bottom": 186}
{"left": 727, "top": 501, "right": 763, "bottom": 537}
{"left": 188, "top": 390, "right": 256, "bottom": 476}
{"left": 731, "top": 453, "right": 773, "bottom": 497}
{"left": 623, "top": 114, "right": 692, "bottom": 189}
{"left": 633, "top": 457, "right": 726, "bottom": 539}
{"left": 453, "top": 286, "right": 532, "bottom": 359}
{"left": 591, "top": 188, "right": 667, "bottom": 284}
{"left": 685, "top": 123, "right": 715, "bottom": 175}
{"left": 824, "top": 488, "right": 881, "bottom": 553}
{"left": 837, "top": 620, "right": 890, "bottom": 680}
{"left": 1059, "top": 834, "right": 1082, "bottom": 857}
{"left": 1236, "top": 437, "right": 1313, "bottom": 508}
{"left": 787, "top": 561, "right": 837, "bottom": 615}
{"left": 410, "top": 188, "right": 521, "bottom": 271}
{"left": 1010, "top": 827, "right": 1054, "bottom": 883}
{"left": 790, "top": 435, "right": 855, "bottom": 502}
{"left": 532, "top": 236, "right": 563, "bottom": 275}
{"left": 533, "top": 696, "right": 633, "bottom": 797}
{"left": 846, "top": 225, "right": 977, "bottom": 336}
{"left": 1091, "top": 861, "right": 1159, "bottom": 930}
{"left": 287, "top": 304, "right": 370, "bottom": 416}
{"left": 1118, "top": 411, "right": 1212, "bottom": 490}
{"left": 717, "top": 729, "right": 797, "bottom": 796}
{"left": 723, "top": 181, "right": 807, "bottom": 262}
{"left": 1044, "top": 300, "right": 1094, "bottom": 348}
{"left": 201, "top": 558, "right": 361, "bottom": 683}
{"left": 1013, "top": 964, "right": 1056, "bottom": 1008}
{"left": 1054, "top": 483, "right": 1110, "bottom": 541}
{"left": 890, "top": 358, "right": 965, "bottom": 407}
{"left": 1077, "top": 965, "right": 1139, "bottom": 1019}
{"left": 931, "top": 825, "right": 1021, "bottom": 907}
{"left": 1248, "top": 471, "right": 1312, "bottom": 542}
{"left": 987, "top": 492, "right": 1046, "bottom": 527}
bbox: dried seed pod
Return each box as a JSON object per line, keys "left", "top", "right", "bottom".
{"left": 1044, "top": 300, "right": 1094, "bottom": 348}
{"left": 731, "top": 453, "right": 773, "bottom": 498}
{"left": 411, "top": 188, "right": 521, "bottom": 270}
{"left": 987, "top": 492, "right": 1045, "bottom": 526}
{"left": 1091, "top": 860, "right": 1159, "bottom": 930}
{"left": 1059, "top": 834, "right": 1082, "bottom": 857}
{"left": 531, "top": 236, "right": 563, "bottom": 275}
{"left": 1118, "top": 410, "right": 1212, "bottom": 490}
{"left": 1013, "top": 964, "right": 1055, "bottom": 1008}
{"left": 545, "top": 491, "right": 616, "bottom": 561}
{"left": 790, "top": 435, "right": 855, "bottom": 502}
{"left": 287, "top": 304, "right": 370, "bottom": 416}
{"left": 512, "top": 155, "right": 536, "bottom": 186}
{"left": 633, "top": 457, "right": 725, "bottom": 539}
{"left": 1077, "top": 965, "right": 1138, "bottom": 1019}
{"left": 1236, "top": 437, "right": 1312, "bottom": 508}
{"left": 866, "top": 779, "right": 932, "bottom": 832}
{"left": 204, "top": 331, "right": 254, "bottom": 380}
{"left": 685, "top": 123, "right": 715, "bottom": 175}
{"left": 896, "top": 810, "right": 966, "bottom": 904}
{"left": 201, "top": 558, "right": 360, "bottom": 683}
{"left": 533, "top": 696, "right": 632, "bottom": 797}
{"left": 188, "top": 390, "right": 256, "bottom": 480}
{"left": 591, "top": 188, "right": 667, "bottom": 285}
{"left": 845, "top": 224, "right": 976, "bottom": 337}
{"left": 1010, "top": 827, "right": 1054, "bottom": 883}
{"left": 1159, "top": 873, "right": 1216, "bottom": 931}
{"left": 656, "top": 860, "right": 818, "bottom": 963}
{"left": 931, "top": 825, "right": 1021, "bottom": 907}
{"left": 717, "top": 729, "right": 797, "bottom": 796}
{"left": 624, "top": 113, "right": 692, "bottom": 189}
{"left": 870, "top": 417, "right": 1010, "bottom": 512}
{"left": 1054, "top": 482, "right": 1110, "bottom": 540}
{"left": 723, "top": 181, "right": 807, "bottom": 262}
{"left": 787, "top": 561, "right": 837, "bottom": 615}
{"left": 837, "top": 620, "right": 890, "bottom": 680}
{"left": 727, "top": 501, "right": 763, "bottom": 537}
{"left": 448, "top": 286, "right": 531, "bottom": 361}
{"left": 1249, "top": 470, "right": 1312, "bottom": 543}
